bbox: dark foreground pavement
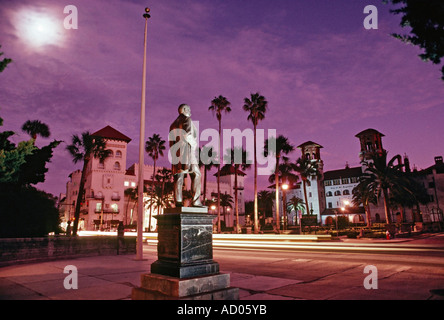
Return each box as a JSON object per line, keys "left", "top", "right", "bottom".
{"left": 1, "top": 233, "right": 444, "bottom": 301}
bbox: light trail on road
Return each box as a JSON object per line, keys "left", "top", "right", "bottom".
{"left": 79, "top": 231, "right": 444, "bottom": 256}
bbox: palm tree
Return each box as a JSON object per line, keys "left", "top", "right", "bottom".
{"left": 286, "top": 196, "right": 306, "bottom": 229}
{"left": 145, "top": 183, "right": 174, "bottom": 219}
{"left": 223, "top": 147, "right": 251, "bottom": 233}
{"left": 220, "top": 193, "right": 234, "bottom": 228}
{"left": 209, "top": 95, "right": 232, "bottom": 233}
{"left": 360, "top": 150, "right": 406, "bottom": 225}
{"left": 199, "top": 145, "right": 218, "bottom": 205}
{"left": 243, "top": 92, "right": 268, "bottom": 233}
{"left": 293, "top": 157, "right": 321, "bottom": 216}
{"left": 155, "top": 167, "right": 174, "bottom": 212}
{"left": 388, "top": 170, "right": 430, "bottom": 224}
{"left": 352, "top": 178, "right": 377, "bottom": 227}
{"left": 22, "top": 120, "right": 50, "bottom": 142}
{"left": 268, "top": 161, "right": 299, "bottom": 230}
{"left": 124, "top": 187, "right": 138, "bottom": 225}
{"left": 66, "top": 132, "right": 112, "bottom": 235}
{"left": 264, "top": 135, "right": 294, "bottom": 232}
{"left": 145, "top": 133, "right": 166, "bottom": 230}
{"left": 258, "top": 190, "right": 274, "bottom": 227}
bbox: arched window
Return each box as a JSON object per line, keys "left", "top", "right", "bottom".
{"left": 98, "top": 160, "right": 105, "bottom": 169}
{"left": 334, "top": 190, "right": 341, "bottom": 196}
{"left": 343, "top": 190, "right": 350, "bottom": 195}
{"left": 326, "top": 191, "right": 333, "bottom": 197}
{"left": 108, "top": 150, "right": 114, "bottom": 157}
{"left": 114, "top": 162, "right": 121, "bottom": 171}
{"left": 115, "top": 150, "right": 122, "bottom": 158}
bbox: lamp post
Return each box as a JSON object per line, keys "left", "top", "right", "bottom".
{"left": 282, "top": 182, "right": 289, "bottom": 231}
{"left": 136, "top": 7, "right": 151, "bottom": 261}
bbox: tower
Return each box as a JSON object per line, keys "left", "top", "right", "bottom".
{"left": 355, "top": 129, "right": 385, "bottom": 162}
{"left": 297, "top": 141, "right": 325, "bottom": 222}
{"left": 83, "top": 126, "right": 132, "bottom": 231}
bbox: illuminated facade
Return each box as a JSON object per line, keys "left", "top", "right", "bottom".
{"left": 275, "top": 128, "right": 444, "bottom": 228}
{"left": 60, "top": 126, "right": 239, "bottom": 232}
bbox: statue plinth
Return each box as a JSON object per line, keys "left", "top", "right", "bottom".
{"left": 132, "top": 206, "right": 238, "bottom": 300}
{"left": 151, "top": 207, "right": 219, "bottom": 278}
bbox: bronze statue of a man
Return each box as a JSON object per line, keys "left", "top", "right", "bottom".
{"left": 169, "top": 104, "right": 204, "bottom": 207}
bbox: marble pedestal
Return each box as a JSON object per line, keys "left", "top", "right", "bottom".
{"left": 132, "top": 207, "right": 238, "bottom": 300}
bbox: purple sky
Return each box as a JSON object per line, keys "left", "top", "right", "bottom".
{"left": 1, "top": 0, "right": 443, "bottom": 200}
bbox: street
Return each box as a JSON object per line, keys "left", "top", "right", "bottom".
{"left": 0, "top": 233, "right": 443, "bottom": 301}
{"left": 209, "top": 233, "right": 444, "bottom": 300}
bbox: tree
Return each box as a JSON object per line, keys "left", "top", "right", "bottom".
{"left": 209, "top": 95, "right": 231, "bottom": 233}
{"left": 264, "top": 135, "right": 294, "bottom": 232}
{"left": 0, "top": 186, "right": 60, "bottom": 237}
{"left": 21, "top": 120, "right": 51, "bottom": 142}
{"left": 286, "top": 195, "right": 306, "bottom": 228}
{"left": 293, "top": 157, "right": 321, "bottom": 216}
{"left": 258, "top": 190, "right": 274, "bottom": 228}
{"left": 386, "top": 0, "right": 444, "bottom": 81}
{"left": 243, "top": 92, "right": 268, "bottom": 233}
{"left": 66, "top": 132, "right": 112, "bottom": 235}
{"left": 223, "top": 147, "right": 251, "bottom": 233}
{"left": 268, "top": 161, "right": 299, "bottom": 229}
{"left": 359, "top": 150, "right": 406, "bottom": 225}
{"left": 0, "top": 117, "right": 61, "bottom": 237}
{"left": 124, "top": 187, "right": 138, "bottom": 225}
{"left": 220, "top": 193, "right": 234, "bottom": 228}
{"left": 389, "top": 169, "right": 431, "bottom": 223}
{"left": 199, "top": 145, "right": 218, "bottom": 205}
{"left": 155, "top": 167, "right": 174, "bottom": 211}
{"left": 145, "top": 133, "right": 166, "bottom": 230}
{"left": 352, "top": 178, "right": 378, "bottom": 227}
{"left": 0, "top": 46, "right": 12, "bottom": 72}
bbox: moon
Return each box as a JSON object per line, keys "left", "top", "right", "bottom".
{"left": 13, "top": 7, "right": 65, "bottom": 49}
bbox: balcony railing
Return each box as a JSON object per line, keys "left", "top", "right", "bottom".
{"left": 94, "top": 209, "right": 120, "bottom": 214}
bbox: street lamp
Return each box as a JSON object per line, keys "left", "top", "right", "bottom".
{"left": 282, "top": 183, "right": 289, "bottom": 231}
{"left": 136, "top": 7, "right": 151, "bottom": 261}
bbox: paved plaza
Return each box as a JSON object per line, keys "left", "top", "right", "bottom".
{"left": 1, "top": 233, "right": 444, "bottom": 301}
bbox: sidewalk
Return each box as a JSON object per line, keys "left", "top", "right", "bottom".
{"left": 1, "top": 233, "right": 443, "bottom": 300}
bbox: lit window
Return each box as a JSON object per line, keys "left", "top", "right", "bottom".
{"left": 131, "top": 182, "right": 136, "bottom": 187}
{"left": 124, "top": 181, "right": 129, "bottom": 187}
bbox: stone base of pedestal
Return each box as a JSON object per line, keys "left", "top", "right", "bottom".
{"left": 131, "top": 272, "right": 239, "bottom": 300}
{"left": 150, "top": 260, "right": 220, "bottom": 279}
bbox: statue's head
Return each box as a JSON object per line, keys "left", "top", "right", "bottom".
{"left": 178, "top": 104, "right": 191, "bottom": 117}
